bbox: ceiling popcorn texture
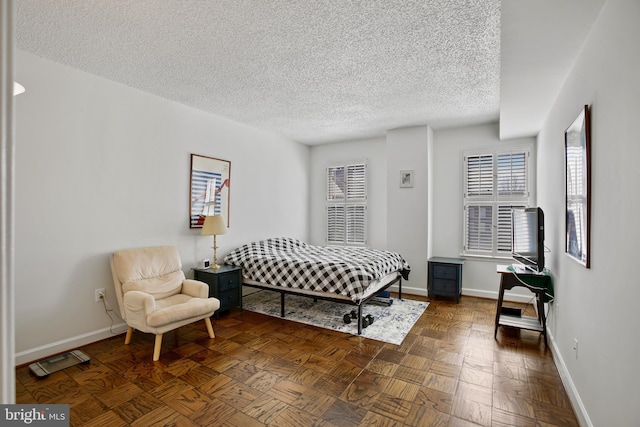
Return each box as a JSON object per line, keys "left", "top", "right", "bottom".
{"left": 16, "top": 0, "right": 500, "bottom": 145}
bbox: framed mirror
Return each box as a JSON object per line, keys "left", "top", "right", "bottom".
{"left": 190, "top": 154, "right": 231, "bottom": 229}
{"left": 565, "top": 105, "right": 591, "bottom": 267}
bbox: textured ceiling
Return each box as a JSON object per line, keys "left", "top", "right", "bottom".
{"left": 16, "top": 0, "right": 500, "bottom": 145}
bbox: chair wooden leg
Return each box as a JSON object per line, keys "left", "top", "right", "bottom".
{"left": 153, "top": 334, "right": 163, "bottom": 361}
{"left": 124, "top": 326, "right": 133, "bottom": 345}
{"left": 205, "top": 317, "right": 215, "bottom": 338}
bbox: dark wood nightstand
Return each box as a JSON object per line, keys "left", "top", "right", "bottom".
{"left": 428, "top": 257, "right": 465, "bottom": 303}
{"left": 193, "top": 265, "right": 243, "bottom": 318}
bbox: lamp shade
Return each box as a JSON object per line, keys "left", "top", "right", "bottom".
{"left": 201, "top": 215, "right": 227, "bottom": 236}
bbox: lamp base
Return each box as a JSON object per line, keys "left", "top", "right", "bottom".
{"left": 209, "top": 263, "right": 221, "bottom": 270}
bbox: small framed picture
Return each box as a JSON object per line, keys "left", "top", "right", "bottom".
{"left": 400, "top": 170, "right": 414, "bottom": 188}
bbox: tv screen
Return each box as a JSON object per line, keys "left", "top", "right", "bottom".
{"left": 511, "top": 207, "right": 545, "bottom": 272}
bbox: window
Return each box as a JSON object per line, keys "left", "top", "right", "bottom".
{"left": 327, "top": 163, "right": 367, "bottom": 245}
{"left": 463, "top": 148, "right": 531, "bottom": 257}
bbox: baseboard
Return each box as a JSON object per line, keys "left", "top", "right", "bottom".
{"left": 388, "top": 284, "right": 427, "bottom": 297}
{"left": 461, "top": 288, "right": 534, "bottom": 303}
{"left": 390, "top": 285, "right": 533, "bottom": 304}
{"left": 15, "top": 323, "right": 128, "bottom": 366}
{"left": 547, "top": 330, "right": 592, "bottom": 427}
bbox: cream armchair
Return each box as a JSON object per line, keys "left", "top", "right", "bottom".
{"left": 110, "top": 246, "right": 220, "bottom": 361}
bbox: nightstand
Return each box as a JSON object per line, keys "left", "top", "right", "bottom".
{"left": 193, "top": 265, "right": 243, "bottom": 318}
{"left": 428, "top": 257, "right": 465, "bottom": 303}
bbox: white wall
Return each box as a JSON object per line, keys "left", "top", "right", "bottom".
{"left": 14, "top": 51, "right": 309, "bottom": 364}
{"left": 310, "top": 127, "right": 431, "bottom": 294}
{"left": 309, "top": 137, "right": 388, "bottom": 249}
{"left": 386, "top": 126, "right": 430, "bottom": 292}
{"left": 431, "top": 122, "right": 537, "bottom": 300}
{"left": 536, "top": 1, "right": 640, "bottom": 425}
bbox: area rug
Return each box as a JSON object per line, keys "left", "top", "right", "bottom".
{"left": 243, "top": 290, "right": 428, "bottom": 345}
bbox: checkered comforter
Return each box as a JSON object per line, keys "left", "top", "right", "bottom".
{"left": 223, "top": 237, "right": 410, "bottom": 301}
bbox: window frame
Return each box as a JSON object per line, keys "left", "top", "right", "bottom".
{"left": 462, "top": 145, "right": 533, "bottom": 258}
{"left": 326, "top": 162, "right": 368, "bottom": 246}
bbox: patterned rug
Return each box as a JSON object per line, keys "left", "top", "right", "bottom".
{"left": 243, "top": 290, "right": 428, "bottom": 345}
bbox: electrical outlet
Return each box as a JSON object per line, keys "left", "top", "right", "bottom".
{"left": 95, "top": 288, "right": 105, "bottom": 303}
{"left": 573, "top": 338, "right": 578, "bottom": 359}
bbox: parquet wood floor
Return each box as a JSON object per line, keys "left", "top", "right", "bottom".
{"left": 16, "top": 295, "right": 579, "bottom": 426}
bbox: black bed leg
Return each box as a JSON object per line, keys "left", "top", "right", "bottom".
{"left": 357, "top": 305, "right": 363, "bottom": 335}
{"left": 399, "top": 277, "right": 403, "bottom": 300}
{"left": 280, "top": 292, "right": 285, "bottom": 317}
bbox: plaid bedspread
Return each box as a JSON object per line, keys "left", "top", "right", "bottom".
{"left": 223, "top": 237, "right": 410, "bottom": 301}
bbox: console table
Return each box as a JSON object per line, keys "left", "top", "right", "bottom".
{"left": 494, "top": 265, "right": 552, "bottom": 346}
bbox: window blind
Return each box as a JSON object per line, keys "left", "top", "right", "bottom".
{"left": 346, "top": 164, "right": 366, "bottom": 200}
{"left": 466, "top": 154, "right": 493, "bottom": 198}
{"left": 497, "top": 152, "right": 527, "bottom": 197}
{"left": 327, "top": 205, "right": 345, "bottom": 244}
{"left": 346, "top": 205, "right": 367, "bottom": 245}
{"left": 327, "top": 162, "right": 367, "bottom": 245}
{"left": 327, "top": 166, "right": 345, "bottom": 201}
{"left": 465, "top": 205, "right": 493, "bottom": 252}
{"left": 497, "top": 204, "right": 526, "bottom": 253}
{"left": 463, "top": 148, "right": 531, "bottom": 256}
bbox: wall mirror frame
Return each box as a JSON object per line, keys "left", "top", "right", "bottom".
{"left": 189, "top": 154, "right": 231, "bottom": 229}
{"left": 565, "top": 105, "right": 591, "bottom": 268}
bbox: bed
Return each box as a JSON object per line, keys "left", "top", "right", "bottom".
{"left": 223, "top": 237, "right": 411, "bottom": 334}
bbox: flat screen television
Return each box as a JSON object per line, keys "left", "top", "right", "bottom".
{"left": 511, "top": 207, "right": 545, "bottom": 273}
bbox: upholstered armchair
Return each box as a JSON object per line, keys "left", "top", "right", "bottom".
{"left": 110, "top": 246, "right": 220, "bottom": 361}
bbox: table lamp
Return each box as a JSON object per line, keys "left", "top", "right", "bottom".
{"left": 201, "top": 215, "right": 227, "bottom": 269}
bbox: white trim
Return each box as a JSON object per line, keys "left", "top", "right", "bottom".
{"left": 15, "top": 324, "right": 128, "bottom": 366}
{"left": 547, "top": 330, "right": 592, "bottom": 427}
{"left": 0, "top": 0, "right": 16, "bottom": 403}
{"left": 388, "top": 284, "right": 427, "bottom": 297}
{"left": 390, "top": 286, "right": 533, "bottom": 304}
{"left": 461, "top": 287, "right": 534, "bottom": 304}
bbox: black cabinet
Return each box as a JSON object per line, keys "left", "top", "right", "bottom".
{"left": 428, "top": 257, "right": 464, "bottom": 303}
{"left": 193, "top": 265, "right": 243, "bottom": 318}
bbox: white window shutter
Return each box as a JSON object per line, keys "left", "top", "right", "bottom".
{"left": 497, "top": 153, "right": 527, "bottom": 197}
{"left": 466, "top": 155, "right": 494, "bottom": 198}
{"left": 326, "top": 162, "right": 367, "bottom": 246}
{"left": 496, "top": 205, "right": 526, "bottom": 253}
{"left": 465, "top": 205, "right": 493, "bottom": 252}
{"left": 346, "top": 205, "right": 367, "bottom": 245}
{"left": 346, "top": 164, "right": 366, "bottom": 200}
{"left": 327, "top": 205, "right": 345, "bottom": 244}
{"left": 463, "top": 146, "right": 531, "bottom": 257}
{"left": 327, "top": 166, "right": 345, "bottom": 201}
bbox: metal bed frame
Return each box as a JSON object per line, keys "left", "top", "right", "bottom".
{"left": 242, "top": 272, "right": 405, "bottom": 335}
